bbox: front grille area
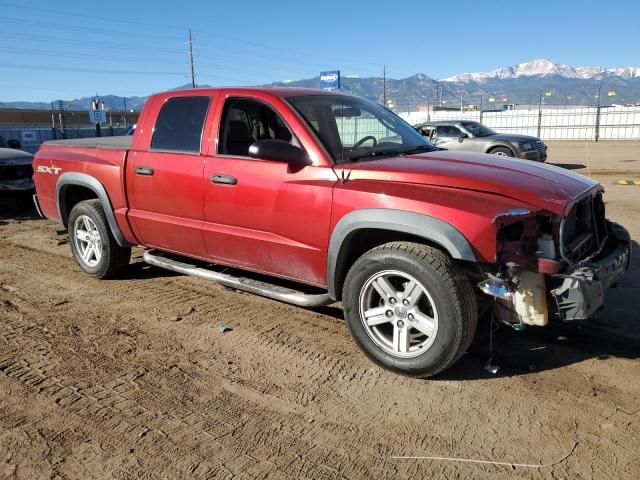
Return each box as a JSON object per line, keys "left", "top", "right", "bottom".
{"left": 561, "top": 192, "right": 607, "bottom": 264}
{"left": 535, "top": 140, "right": 546, "bottom": 156}
{"left": 0, "top": 164, "right": 33, "bottom": 181}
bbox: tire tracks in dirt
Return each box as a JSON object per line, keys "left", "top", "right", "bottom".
{"left": 1, "top": 235, "right": 639, "bottom": 479}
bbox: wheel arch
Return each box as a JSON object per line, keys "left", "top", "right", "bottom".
{"left": 327, "top": 209, "right": 476, "bottom": 300}
{"left": 56, "top": 172, "right": 130, "bottom": 247}
{"left": 486, "top": 143, "right": 515, "bottom": 156}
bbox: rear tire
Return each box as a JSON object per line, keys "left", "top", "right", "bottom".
{"left": 342, "top": 242, "right": 477, "bottom": 378}
{"left": 68, "top": 199, "right": 131, "bottom": 279}
{"left": 490, "top": 146, "right": 514, "bottom": 157}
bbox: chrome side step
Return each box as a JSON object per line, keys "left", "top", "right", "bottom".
{"left": 143, "top": 250, "right": 333, "bottom": 308}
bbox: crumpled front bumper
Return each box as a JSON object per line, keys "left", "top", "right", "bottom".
{"left": 550, "top": 222, "right": 631, "bottom": 320}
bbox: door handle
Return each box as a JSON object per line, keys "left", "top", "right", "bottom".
{"left": 135, "top": 166, "right": 154, "bottom": 176}
{"left": 211, "top": 174, "right": 237, "bottom": 185}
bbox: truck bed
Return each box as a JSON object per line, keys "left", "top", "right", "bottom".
{"left": 44, "top": 136, "right": 132, "bottom": 150}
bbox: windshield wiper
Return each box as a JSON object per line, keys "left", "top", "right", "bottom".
{"left": 347, "top": 144, "right": 436, "bottom": 162}
{"left": 399, "top": 145, "right": 437, "bottom": 155}
{"left": 347, "top": 149, "right": 402, "bottom": 162}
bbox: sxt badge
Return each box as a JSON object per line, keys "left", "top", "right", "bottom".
{"left": 37, "top": 165, "right": 62, "bottom": 175}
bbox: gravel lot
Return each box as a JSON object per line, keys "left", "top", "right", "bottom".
{"left": 1, "top": 142, "right": 639, "bottom": 479}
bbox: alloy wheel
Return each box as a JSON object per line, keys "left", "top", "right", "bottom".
{"left": 358, "top": 270, "right": 439, "bottom": 358}
{"left": 73, "top": 215, "right": 102, "bottom": 267}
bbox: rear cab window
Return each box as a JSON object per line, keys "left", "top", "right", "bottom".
{"left": 150, "top": 96, "right": 210, "bottom": 153}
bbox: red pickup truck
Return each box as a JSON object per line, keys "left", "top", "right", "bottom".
{"left": 33, "top": 87, "right": 631, "bottom": 377}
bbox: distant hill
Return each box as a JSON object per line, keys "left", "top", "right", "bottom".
{"left": 0, "top": 95, "right": 148, "bottom": 112}
{"left": 0, "top": 83, "right": 212, "bottom": 112}
{"left": 269, "top": 59, "right": 640, "bottom": 107}
{"left": 3, "top": 60, "right": 640, "bottom": 111}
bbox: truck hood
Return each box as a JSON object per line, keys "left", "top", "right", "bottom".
{"left": 336, "top": 150, "right": 597, "bottom": 216}
{"left": 0, "top": 148, "right": 33, "bottom": 166}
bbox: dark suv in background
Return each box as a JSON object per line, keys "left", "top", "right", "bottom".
{"left": 415, "top": 120, "right": 547, "bottom": 162}
{"left": 0, "top": 134, "right": 34, "bottom": 204}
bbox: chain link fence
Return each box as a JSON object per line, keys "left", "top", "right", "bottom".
{"left": 399, "top": 105, "right": 640, "bottom": 141}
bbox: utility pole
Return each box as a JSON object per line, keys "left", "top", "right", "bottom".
{"left": 537, "top": 90, "right": 543, "bottom": 138}
{"left": 595, "top": 85, "right": 602, "bottom": 142}
{"left": 382, "top": 65, "right": 386, "bottom": 106}
{"left": 123, "top": 97, "right": 128, "bottom": 128}
{"left": 58, "top": 100, "right": 67, "bottom": 139}
{"left": 480, "top": 91, "right": 483, "bottom": 112}
{"left": 188, "top": 29, "right": 196, "bottom": 88}
{"left": 460, "top": 93, "right": 463, "bottom": 113}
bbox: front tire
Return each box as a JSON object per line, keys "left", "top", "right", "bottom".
{"left": 490, "top": 146, "right": 514, "bottom": 157}
{"left": 68, "top": 199, "right": 131, "bottom": 279}
{"left": 342, "top": 242, "right": 477, "bottom": 378}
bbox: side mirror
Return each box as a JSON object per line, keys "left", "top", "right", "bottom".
{"left": 7, "top": 139, "right": 22, "bottom": 149}
{"left": 248, "top": 139, "right": 310, "bottom": 166}
{"left": 458, "top": 133, "right": 468, "bottom": 143}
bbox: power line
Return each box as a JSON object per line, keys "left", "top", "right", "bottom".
{"left": 2, "top": 63, "right": 183, "bottom": 76}
{"left": 0, "top": 34, "right": 318, "bottom": 77}
{"left": 0, "top": 1, "right": 186, "bottom": 31}
{"left": 1, "top": 35, "right": 358, "bottom": 81}
{"left": 194, "top": 40, "right": 382, "bottom": 74}
{"left": 0, "top": 16, "right": 185, "bottom": 43}
{"left": 0, "top": 84, "right": 151, "bottom": 96}
{"left": 0, "top": 20, "right": 379, "bottom": 78}
{"left": 0, "top": 32, "right": 185, "bottom": 55}
{"left": 2, "top": 46, "right": 182, "bottom": 64}
{"left": 0, "top": 2, "right": 384, "bottom": 70}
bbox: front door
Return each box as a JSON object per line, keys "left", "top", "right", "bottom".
{"left": 126, "top": 94, "right": 212, "bottom": 257}
{"left": 434, "top": 125, "right": 467, "bottom": 150}
{"left": 202, "top": 96, "right": 335, "bottom": 286}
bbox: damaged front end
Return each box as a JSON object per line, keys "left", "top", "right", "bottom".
{"left": 478, "top": 189, "right": 631, "bottom": 326}
{"left": 550, "top": 205, "right": 630, "bottom": 320}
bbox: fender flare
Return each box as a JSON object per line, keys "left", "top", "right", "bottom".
{"left": 56, "top": 172, "right": 130, "bottom": 247}
{"left": 326, "top": 209, "right": 476, "bottom": 299}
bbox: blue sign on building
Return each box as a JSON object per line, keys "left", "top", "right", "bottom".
{"left": 320, "top": 70, "right": 340, "bottom": 91}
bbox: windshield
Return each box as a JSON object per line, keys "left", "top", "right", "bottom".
{"left": 287, "top": 95, "right": 436, "bottom": 164}
{"left": 460, "top": 121, "right": 496, "bottom": 137}
{"left": 0, "top": 134, "right": 8, "bottom": 148}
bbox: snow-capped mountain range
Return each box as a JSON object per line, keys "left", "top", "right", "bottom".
{"left": 443, "top": 59, "right": 640, "bottom": 83}
{"left": 3, "top": 59, "right": 640, "bottom": 110}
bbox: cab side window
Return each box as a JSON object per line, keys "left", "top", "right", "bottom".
{"left": 418, "top": 126, "right": 435, "bottom": 142}
{"left": 219, "top": 98, "right": 298, "bottom": 157}
{"left": 151, "top": 96, "right": 210, "bottom": 153}
{"left": 436, "top": 125, "right": 461, "bottom": 138}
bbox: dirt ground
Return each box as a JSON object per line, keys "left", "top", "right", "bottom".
{"left": 1, "top": 142, "right": 639, "bottom": 479}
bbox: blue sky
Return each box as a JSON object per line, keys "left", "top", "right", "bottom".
{"left": 1, "top": 0, "right": 639, "bottom": 102}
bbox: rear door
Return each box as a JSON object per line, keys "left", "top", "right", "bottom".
{"left": 126, "top": 93, "right": 214, "bottom": 257}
